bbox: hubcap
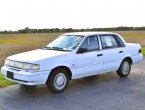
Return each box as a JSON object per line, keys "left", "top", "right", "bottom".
{"left": 122, "top": 61, "right": 130, "bottom": 75}
{"left": 54, "top": 73, "right": 66, "bottom": 90}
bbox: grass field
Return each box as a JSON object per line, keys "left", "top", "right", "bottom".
{"left": 0, "top": 73, "right": 16, "bottom": 87}
{"left": 0, "top": 31, "right": 145, "bottom": 87}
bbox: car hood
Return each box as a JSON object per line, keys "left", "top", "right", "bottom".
{"left": 7, "top": 49, "right": 70, "bottom": 63}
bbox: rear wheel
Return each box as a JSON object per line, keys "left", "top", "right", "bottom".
{"left": 117, "top": 59, "right": 131, "bottom": 77}
{"left": 46, "top": 68, "right": 69, "bottom": 93}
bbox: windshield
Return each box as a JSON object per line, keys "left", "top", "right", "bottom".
{"left": 44, "top": 35, "right": 84, "bottom": 51}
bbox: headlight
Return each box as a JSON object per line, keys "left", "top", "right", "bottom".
{"left": 5, "top": 59, "right": 15, "bottom": 67}
{"left": 23, "top": 63, "right": 40, "bottom": 70}
{"left": 5, "top": 59, "right": 10, "bottom": 65}
{"left": 5, "top": 59, "right": 40, "bottom": 71}
{"left": 23, "top": 63, "right": 32, "bottom": 70}
{"left": 14, "top": 62, "right": 23, "bottom": 69}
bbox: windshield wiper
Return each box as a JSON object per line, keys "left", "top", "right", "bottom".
{"left": 43, "top": 47, "right": 71, "bottom": 52}
{"left": 43, "top": 47, "right": 53, "bottom": 50}
{"left": 51, "top": 47, "right": 71, "bottom": 52}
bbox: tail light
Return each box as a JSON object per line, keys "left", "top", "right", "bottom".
{"left": 138, "top": 49, "right": 141, "bottom": 53}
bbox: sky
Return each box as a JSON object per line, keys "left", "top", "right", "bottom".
{"left": 0, "top": 0, "right": 145, "bottom": 31}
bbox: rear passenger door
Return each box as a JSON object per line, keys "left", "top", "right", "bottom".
{"left": 99, "top": 34, "right": 125, "bottom": 72}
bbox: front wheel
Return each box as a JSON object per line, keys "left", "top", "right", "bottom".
{"left": 117, "top": 59, "right": 131, "bottom": 77}
{"left": 46, "top": 68, "right": 69, "bottom": 93}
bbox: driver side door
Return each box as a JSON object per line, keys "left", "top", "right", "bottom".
{"left": 74, "top": 35, "right": 104, "bottom": 78}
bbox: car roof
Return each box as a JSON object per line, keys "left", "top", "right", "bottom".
{"left": 63, "top": 32, "right": 117, "bottom": 36}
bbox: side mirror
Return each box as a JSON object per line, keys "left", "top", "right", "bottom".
{"left": 77, "top": 48, "right": 88, "bottom": 54}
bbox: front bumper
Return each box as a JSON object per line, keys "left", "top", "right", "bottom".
{"left": 1, "top": 66, "right": 51, "bottom": 85}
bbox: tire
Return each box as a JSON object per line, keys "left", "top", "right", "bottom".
{"left": 117, "top": 59, "right": 131, "bottom": 77}
{"left": 46, "top": 68, "right": 69, "bottom": 93}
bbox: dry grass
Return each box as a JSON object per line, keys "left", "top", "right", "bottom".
{"left": 0, "top": 33, "right": 63, "bottom": 67}
{"left": 114, "top": 31, "right": 145, "bottom": 46}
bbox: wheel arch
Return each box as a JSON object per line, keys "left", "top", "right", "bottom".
{"left": 48, "top": 66, "right": 72, "bottom": 81}
{"left": 123, "top": 56, "right": 133, "bottom": 64}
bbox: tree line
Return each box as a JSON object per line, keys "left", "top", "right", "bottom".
{"left": 1, "top": 26, "right": 145, "bottom": 33}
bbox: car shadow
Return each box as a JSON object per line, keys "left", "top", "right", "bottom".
{"left": 16, "top": 72, "right": 123, "bottom": 97}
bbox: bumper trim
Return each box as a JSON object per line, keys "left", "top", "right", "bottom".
{"left": 9, "top": 77, "right": 28, "bottom": 83}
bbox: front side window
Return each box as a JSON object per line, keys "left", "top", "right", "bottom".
{"left": 100, "top": 35, "right": 119, "bottom": 49}
{"left": 79, "top": 36, "right": 99, "bottom": 52}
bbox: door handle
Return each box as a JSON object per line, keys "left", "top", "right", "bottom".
{"left": 97, "top": 54, "right": 103, "bottom": 57}
{"left": 119, "top": 51, "right": 123, "bottom": 53}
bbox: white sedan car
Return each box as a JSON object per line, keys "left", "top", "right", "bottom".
{"left": 1, "top": 32, "right": 143, "bottom": 93}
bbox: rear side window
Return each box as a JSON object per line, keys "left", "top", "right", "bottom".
{"left": 100, "top": 34, "right": 125, "bottom": 49}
